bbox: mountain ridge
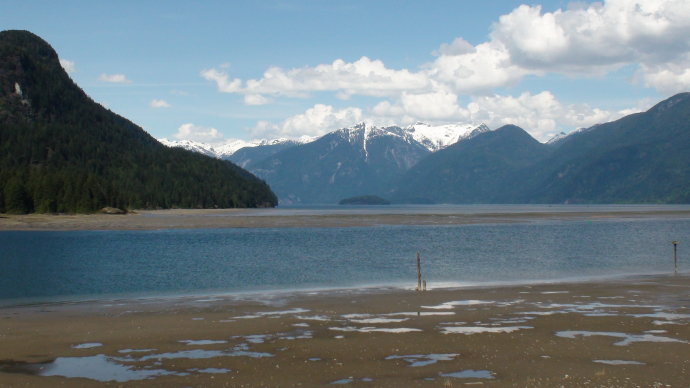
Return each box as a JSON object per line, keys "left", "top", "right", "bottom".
{"left": 394, "top": 93, "right": 690, "bottom": 204}
{"left": 0, "top": 30, "right": 277, "bottom": 213}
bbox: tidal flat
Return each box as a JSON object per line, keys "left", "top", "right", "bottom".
{"left": 1, "top": 274, "right": 688, "bottom": 387}
{"left": 2, "top": 205, "right": 690, "bottom": 231}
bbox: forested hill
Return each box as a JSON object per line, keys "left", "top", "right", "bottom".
{"left": 0, "top": 30, "right": 277, "bottom": 213}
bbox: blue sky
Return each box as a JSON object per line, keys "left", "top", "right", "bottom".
{"left": 2, "top": 0, "right": 689, "bottom": 143}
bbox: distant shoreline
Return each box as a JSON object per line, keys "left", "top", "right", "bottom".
{"left": 2, "top": 206, "right": 690, "bottom": 231}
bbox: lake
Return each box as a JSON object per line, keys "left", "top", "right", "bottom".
{"left": 1, "top": 205, "right": 688, "bottom": 306}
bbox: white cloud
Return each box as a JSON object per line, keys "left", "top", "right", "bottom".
{"left": 174, "top": 123, "right": 224, "bottom": 143}
{"left": 490, "top": 1, "right": 690, "bottom": 75}
{"left": 467, "top": 91, "right": 628, "bottom": 141}
{"left": 200, "top": 68, "right": 241, "bottom": 93}
{"left": 399, "top": 90, "right": 467, "bottom": 120}
{"left": 59, "top": 59, "right": 75, "bottom": 74}
{"left": 249, "top": 91, "right": 629, "bottom": 142}
{"left": 203, "top": 0, "right": 690, "bottom": 103}
{"left": 98, "top": 73, "right": 132, "bottom": 84}
{"left": 427, "top": 41, "right": 529, "bottom": 94}
{"left": 432, "top": 37, "right": 475, "bottom": 56}
{"left": 150, "top": 99, "right": 171, "bottom": 108}
{"left": 203, "top": 57, "right": 430, "bottom": 103}
{"left": 638, "top": 53, "right": 690, "bottom": 93}
{"left": 205, "top": 0, "right": 690, "bottom": 139}
{"left": 244, "top": 94, "right": 271, "bottom": 105}
{"left": 250, "top": 104, "right": 362, "bottom": 139}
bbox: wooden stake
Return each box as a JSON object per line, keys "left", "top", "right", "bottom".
{"left": 416, "top": 252, "right": 422, "bottom": 291}
{"left": 673, "top": 241, "right": 678, "bottom": 274}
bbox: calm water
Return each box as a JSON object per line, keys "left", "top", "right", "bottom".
{"left": 1, "top": 213, "right": 688, "bottom": 306}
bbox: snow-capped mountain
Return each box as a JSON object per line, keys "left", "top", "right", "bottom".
{"left": 249, "top": 122, "right": 434, "bottom": 204}
{"left": 157, "top": 138, "right": 220, "bottom": 158}
{"left": 159, "top": 122, "right": 484, "bottom": 160}
{"left": 158, "top": 137, "right": 314, "bottom": 159}
{"left": 406, "top": 122, "right": 490, "bottom": 151}
{"left": 545, "top": 131, "right": 568, "bottom": 146}
{"left": 545, "top": 124, "right": 600, "bottom": 147}
{"left": 159, "top": 121, "right": 489, "bottom": 204}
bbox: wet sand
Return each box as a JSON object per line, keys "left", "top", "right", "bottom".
{"left": 2, "top": 207, "right": 690, "bottom": 230}
{"left": 1, "top": 274, "right": 689, "bottom": 387}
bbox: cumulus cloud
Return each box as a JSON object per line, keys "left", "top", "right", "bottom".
{"left": 98, "top": 73, "right": 132, "bottom": 84}
{"left": 200, "top": 68, "right": 241, "bottom": 93}
{"left": 258, "top": 91, "right": 635, "bottom": 142}
{"left": 203, "top": 57, "right": 430, "bottom": 103}
{"left": 638, "top": 53, "right": 690, "bottom": 93}
{"left": 150, "top": 99, "right": 171, "bottom": 108}
{"left": 428, "top": 41, "right": 529, "bottom": 94}
{"left": 490, "top": 1, "right": 690, "bottom": 74}
{"left": 204, "top": 0, "right": 690, "bottom": 101}
{"left": 467, "top": 91, "right": 625, "bottom": 141}
{"left": 251, "top": 104, "right": 363, "bottom": 138}
{"left": 174, "top": 123, "right": 224, "bottom": 143}
{"left": 59, "top": 59, "right": 75, "bottom": 74}
{"left": 432, "top": 37, "right": 475, "bottom": 56}
{"left": 206, "top": 0, "right": 690, "bottom": 140}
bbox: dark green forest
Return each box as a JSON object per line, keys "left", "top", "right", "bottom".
{"left": 0, "top": 30, "right": 277, "bottom": 214}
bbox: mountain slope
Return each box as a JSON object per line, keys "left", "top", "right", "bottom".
{"left": 523, "top": 93, "right": 690, "bottom": 203}
{"left": 0, "top": 30, "right": 277, "bottom": 213}
{"left": 224, "top": 139, "right": 303, "bottom": 168}
{"left": 249, "top": 123, "right": 432, "bottom": 204}
{"left": 394, "top": 93, "right": 690, "bottom": 204}
{"left": 393, "top": 125, "right": 550, "bottom": 203}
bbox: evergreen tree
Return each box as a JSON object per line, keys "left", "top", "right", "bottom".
{"left": 0, "top": 30, "right": 277, "bottom": 214}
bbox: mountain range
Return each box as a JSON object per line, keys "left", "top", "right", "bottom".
{"left": 0, "top": 30, "right": 277, "bottom": 214}
{"left": 165, "top": 94, "right": 690, "bottom": 205}
{"left": 162, "top": 122, "right": 490, "bottom": 204}
{"left": 3, "top": 30, "right": 687, "bottom": 211}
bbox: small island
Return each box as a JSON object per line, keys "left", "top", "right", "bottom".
{"left": 338, "top": 195, "right": 391, "bottom": 205}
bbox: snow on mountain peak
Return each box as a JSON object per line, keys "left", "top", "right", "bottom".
{"left": 406, "top": 122, "right": 487, "bottom": 151}
{"left": 158, "top": 136, "right": 314, "bottom": 159}
{"left": 158, "top": 138, "right": 219, "bottom": 157}
{"left": 159, "top": 121, "right": 488, "bottom": 159}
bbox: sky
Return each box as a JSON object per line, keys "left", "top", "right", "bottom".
{"left": 2, "top": 0, "right": 689, "bottom": 143}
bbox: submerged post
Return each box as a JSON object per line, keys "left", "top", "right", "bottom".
{"left": 673, "top": 241, "right": 678, "bottom": 274}
{"left": 416, "top": 252, "right": 422, "bottom": 291}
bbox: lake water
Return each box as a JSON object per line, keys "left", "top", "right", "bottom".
{"left": 1, "top": 206, "right": 688, "bottom": 306}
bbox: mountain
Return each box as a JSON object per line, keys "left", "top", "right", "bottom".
{"left": 405, "top": 122, "right": 490, "bottom": 151}
{"left": 395, "top": 93, "right": 690, "bottom": 204}
{"left": 248, "top": 123, "right": 435, "bottom": 204}
{"left": 225, "top": 139, "right": 303, "bottom": 168}
{"left": 393, "top": 125, "right": 551, "bottom": 203}
{"left": 158, "top": 121, "right": 486, "bottom": 204}
{"left": 158, "top": 137, "right": 311, "bottom": 161}
{"left": 158, "top": 138, "right": 220, "bottom": 158}
{"left": 523, "top": 92, "right": 690, "bottom": 203}
{"left": 0, "top": 30, "right": 277, "bottom": 214}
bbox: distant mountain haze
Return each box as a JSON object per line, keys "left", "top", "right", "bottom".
{"left": 0, "top": 30, "right": 277, "bottom": 214}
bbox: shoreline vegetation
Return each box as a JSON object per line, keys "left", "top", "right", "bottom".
{"left": 2, "top": 207, "right": 690, "bottom": 231}
{"left": 0, "top": 273, "right": 688, "bottom": 386}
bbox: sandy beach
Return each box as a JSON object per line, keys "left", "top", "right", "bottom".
{"left": 1, "top": 273, "right": 688, "bottom": 387}
{"left": 2, "top": 207, "right": 690, "bottom": 231}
